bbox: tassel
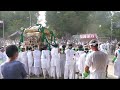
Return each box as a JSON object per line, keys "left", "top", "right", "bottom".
{"left": 82, "top": 72, "right": 89, "bottom": 79}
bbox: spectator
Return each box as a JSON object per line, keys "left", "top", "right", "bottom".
{"left": 1, "top": 45, "right": 27, "bottom": 79}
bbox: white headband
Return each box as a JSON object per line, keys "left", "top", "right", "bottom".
{"left": 89, "top": 41, "right": 98, "bottom": 46}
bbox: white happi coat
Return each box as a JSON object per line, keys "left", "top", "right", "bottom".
{"left": 100, "top": 44, "right": 106, "bottom": 53}
{"left": 33, "top": 49, "right": 41, "bottom": 67}
{"left": 114, "top": 49, "right": 120, "bottom": 76}
{"left": 76, "top": 51, "right": 84, "bottom": 62}
{"left": 27, "top": 50, "right": 34, "bottom": 67}
{"left": 64, "top": 49, "right": 76, "bottom": 79}
{"left": 51, "top": 48, "right": 60, "bottom": 67}
{"left": 41, "top": 50, "right": 51, "bottom": 69}
{"left": 19, "top": 51, "right": 28, "bottom": 65}
{"left": 85, "top": 51, "right": 109, "bottom": 79}
{"left": 0, "top": 61, "right": 7, "bottom": 79}
{"left": 18, "top": 51, "right": 28, "bottom": 73}
{"left": 76, "top": 50, "right": 84, "bottom": 57}
{"left": 75, "top": 51, "right": 84, "bottom": 72}
{"left": 78, "top": 52, "right": 87, "bottom": 74}
{"left": 51, "top": 47, "right": 61, "bottom": 78}
{"left": 65, "top": 49, "right": 76, "bottom": 65}
{"left": 106, "top": 43, "right": 110, "bottom": 54}
{"left": 0, "top": 51, "right": 7, "bottom": 63}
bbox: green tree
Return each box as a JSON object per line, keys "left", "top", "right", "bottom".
{"left": 111, "top": 12, "right": 120, "bottom": 40}
{"left": 85, "top": 11, "right": 113, "bottom": 39}
{"left": 46, "top": 11, "right": 92, "bottom": 38}
{"left": 46, "top": 11, "right": 120, "bottom": 40}
{"left": 0, "top": 11, "right": 39, "bottom": 38}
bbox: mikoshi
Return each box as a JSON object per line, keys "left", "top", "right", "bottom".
{"left": 19, "top": 24, "right": 57, "bottom": 51}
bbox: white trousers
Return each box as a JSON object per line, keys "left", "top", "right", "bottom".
{"left": 51, "top": 66, "right": 61, "bottom": 79}
{"left": 42, "top": 67, "right": 51, "bottom": 78}
{"left": 28, "top": 67, "right": 34, "bottom": 75}
{"left": 90, "top": 72, "right": 106, "bottom": 79}
{"left": 22, "top": 63, "right": 29, "bottom": 74}
{"left": 64, "top": 63, "right": 75, "bottom": 79}
{"left": 34, "top": 67, "right": 42, "bottom": 76}
{"left": 114, "top": 60, "right": 120, "bottom": 77}
{"left": 42, "top": 69, "right": 47, "bottom": 79}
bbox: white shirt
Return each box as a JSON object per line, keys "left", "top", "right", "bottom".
{"left": 33, "top": 49, "right": 41, "bottom": 67}
{"left": 100, "top": 44, "right": 108, "bottom": 54}
{"left": 85, "top": 51, "right": 108, "bottom": 79}
{"left": 0, "top": 51, "right": 7, "bottom": 62}
{"left": 100, "top": 44, "right": 105, "bottom": 51}
{"left": 51, "top": 47, "right": 60, "bottom": 67}
{"left": 27, "top": 50, "right": 33, "bottom": 67}
{"left": 41, "top": 50, "right": 51, "bottom": 68}
{"left": 106, "top": 43, "right": 110, "bottom": 50}
{"left": 19, "top": 51, "right": 28, "bottom": 64}
{"left": 51, "top": 48, "right": 60, "bottom": 59}
{"left": 65, "top": 49, "right": 76, "bottom": 65}
{"left": 41, "top": 50, "right": 50, "bottom": 60}
{"left": 33, "top": 50, "right": 41, "bottom": 61}
{"left": 78, "top": 53, "right": 87, "bottom": 74}
{"left": 27, "top": 51, "right": 33, "bottom": 61}
{"left": 75, "top": 51, "right": 84, "bottom": 60}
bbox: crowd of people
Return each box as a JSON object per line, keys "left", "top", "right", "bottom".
{"left": 0, "top": 39, "right": 120, "bottom": 79}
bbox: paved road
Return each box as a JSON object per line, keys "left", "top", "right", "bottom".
{"left": 107, "top": 55, "right": 117, "bottom": 79}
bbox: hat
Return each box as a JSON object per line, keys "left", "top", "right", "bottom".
{"left": 89, "top": 39, "right": 98, "bottom": 46}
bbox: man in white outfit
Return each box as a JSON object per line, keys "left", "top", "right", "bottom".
{"left": 84, "top": 39, "right": 109, "bottom": 79}
{"left": 64, "top": 43, "right": 76, "bottom": 79}
{"left": 0, "top": 47, "right": 7, "bottom": 63}
{"left": 0, "top": 47, "right": 8, "bottom": 79}
{"left": 51, "top": 44, "right": 61, "bottom": 79}
{"left": 75, "top": 45, "right": 84, "bottom": 79}
{"left": 106, "top": 41, "right": 110, "bottom": 55}
{"left": 27, "top": 47, "right": 34, "bottom": 76}
{"left": 41, "top": 45, "right": 51, "bottom": 79}
{"left": 113, "top": 42, "right": 120, "bottom": 78}
{"left": 59, "top": 45, "right": 66, "bottom": 78}
{"left": 18, "top": 47, "right": 29, "bottom": 74}
{"left": 99, "top": 43, "right": 107, "bottom": 54}
{"left": 33, "top": 45, "right": 42, "bottom": 77}
{"left": 78, "top": 47, "right": 89, "bottom": 77}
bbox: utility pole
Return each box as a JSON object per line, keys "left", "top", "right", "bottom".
{"left": 110, "top": 11, "right": 114, "bottom": 42}
{"left": 111, "top": 18, "right": 113, "bottom": 42}
{"left": 0, "top": 20, "right": 4, "bottom": 46}
{"left": 29, "top": 11, "right": 32, "bottom": 26}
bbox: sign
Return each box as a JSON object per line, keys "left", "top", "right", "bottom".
{"left": 80, "top": 34, "right": 98, "bottom": 39}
